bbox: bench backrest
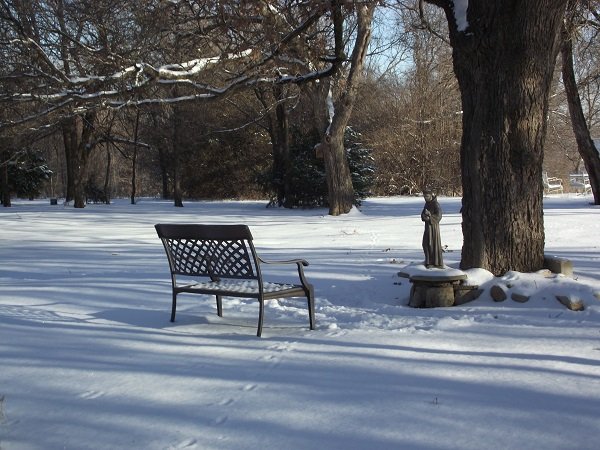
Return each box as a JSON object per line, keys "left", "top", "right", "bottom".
{"left": 155, "top": 224, "right": 260, "bottom": 280}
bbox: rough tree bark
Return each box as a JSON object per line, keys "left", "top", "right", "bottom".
{"left": 61, "top": 112, "right": 96, "bottom": 208}
{"left": 1, "top": 148, "right": 11, "bottom": 207}
{"left": 321, "top": 3, "right": 375, "bottom": 216}
{"left": 103, "top": 146, "right": 112, "bottom": 204}
{"left": 158, "top": 146, "right": 170, "bottom": 200}
{"left": 131, "top": 109, "right": 141, "bottom": 205}
{"left": 561, "top": 16, "right": 600, "bottom": 204}
{"left": 256, "top": 85, "right": 293, "bottom": 207}
{"left": 171, "top": 105, "right": 184, "bottom": 208}
{"left": 425, "top": 0, "right": 568, "bottom": 275}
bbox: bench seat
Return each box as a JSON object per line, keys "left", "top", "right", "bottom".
{"left": 178, "top": 279, "right": 306, "bottom": 297}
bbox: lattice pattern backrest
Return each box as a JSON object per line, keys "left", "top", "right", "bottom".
{"left": 165, "top": 237, "right": 257, "bottom": 279}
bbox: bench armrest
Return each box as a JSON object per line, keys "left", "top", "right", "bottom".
{"left": 258, "top": 256, "right": 309, "bottom": 267}
{"left": 257, "top": 256, "right": 311, "bottom": 289}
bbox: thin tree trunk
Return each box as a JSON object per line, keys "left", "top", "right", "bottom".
{"left": 274, "top": 86, "right": 292, "bottom": 207}
{"left": 561, "top": 24, "right": 600, "bottom": 204}
{"left": 131, "top": 109, "right": 140, "bottom": 205}
{"left": 256, "top": 87, "right": 290, "bottom": 207}
{"left": 62, "top": 117, "right": 82, "bottom": 206}
{"left": 131, "top": 147, "right": 138, "bottom": 204}
{"left": 428, "top": 0, "right": 568, "bottom": 274}
{"left": 103, "top": 146, "right": 111, "bottom": 204}
{"left": 149, "top": 111, "right": 170, "bottom": 199}
{"left": 158, "top": 146, "right": 170, "bottom": 199}
{"left": 1, "top": 149, "right": 11, "bottom": 207}
{"left": 172, "top": 106, "right": 183, "bottom": 207}
{"left": 64, "top": 128, "right": 74, "bottom": 203}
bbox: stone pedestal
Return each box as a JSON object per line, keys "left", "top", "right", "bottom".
{"left": 408, "top": 273, "right": 468, "bottom": 308}
{"left": 543, "top": 255, "right": 573, "bottom": 277}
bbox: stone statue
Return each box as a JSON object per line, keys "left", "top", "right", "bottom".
{"left": 421, "top": 189, "right": 444, "bottom": 268}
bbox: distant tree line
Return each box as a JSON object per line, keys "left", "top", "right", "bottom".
{"left": 2, "top": 1, "right": 597, "bottom": 209}
{"left": 0, "top": 1, "right": 464, "bottom": 209}
{"left": 2, "top": 0, "right": 600, "bottom": 275}
{"left": 1, "top": 0, "right": 381, "bottom": 213}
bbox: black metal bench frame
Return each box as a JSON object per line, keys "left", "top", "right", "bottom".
{"left": 155, "top": 223, "right": 315, "bottom": 337}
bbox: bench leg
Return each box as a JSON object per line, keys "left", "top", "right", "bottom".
{"left": 257, "top": 298, "right": 264, "bottom": 337}
{"left": 216, "top": 295, "right": 223, "bottom": 317}
{"left": 171, "top": 291, "right": 177, "bottom": 322}
{"left": 307, "top": 287, "right": 315, "bottom": 330}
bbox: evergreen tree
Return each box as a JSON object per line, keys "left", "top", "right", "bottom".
{"left": 0, "top": 150, "right": 52, "bottom": 201}
{"left": 261, "top": 127, "right": 374, "bottom": 208}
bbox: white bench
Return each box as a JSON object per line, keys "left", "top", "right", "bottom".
{"left": 542, "top": 172, "right": 563, "bottom": 194}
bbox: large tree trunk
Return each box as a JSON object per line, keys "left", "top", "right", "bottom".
{"left": 322, "top": 129, "right": 355, "bottom": 215}
{"left": 561, "top": 23, "right": 600, "bottom": 204}
{"left": 429, "top": 0, "right": 568, "bottom": 275}
{"left": 321, "top": 3, "right": 375, "bottom": 216}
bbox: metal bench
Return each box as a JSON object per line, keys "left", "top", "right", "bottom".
{"left": 569, "top": 173, "right": 591, "bottom": 195}
{"left": 155, "top": 223, "right": 315, "bottom": 337}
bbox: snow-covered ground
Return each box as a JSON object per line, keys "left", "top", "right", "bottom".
{"left": 1, "top": 195, "right": 599, "bottom": 450}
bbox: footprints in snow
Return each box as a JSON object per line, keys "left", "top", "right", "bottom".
{"left": 242, "top": 383, "right": 258, "bottom": 392}
{"left": 165, "top": 341, "right": 298, "bottom": 448}
{"left": 325, "top": 328, "right": 347, "bottom": 338}
{"left": 205, "top": 385, "right": 256, "bottom": 428}
{"left": 267, "top": 341, "right": 295, "bottom": 352}
{"left": 259, "top": 354, "right": 281, "bottom": 369}
{"left": 79, "top": 390, "right": 105, "bottom": 400}
{"left": 204, "top": 340, "right": 295, "bottom": 428}
{"left": 212, "top": 415, "right": 228, "bottom": 426}
{"left": 217, "top": 397, "right": 235, "bottom": 406}
{"left": 168, "top": 438, "right": 198, "bottom": 449}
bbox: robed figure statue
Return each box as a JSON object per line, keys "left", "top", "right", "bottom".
{"left": 421, "top": 190, "right": 444, "bottom": 268}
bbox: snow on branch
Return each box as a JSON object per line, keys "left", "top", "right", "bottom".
{"left": 1, "top": 1, "right": 343, "bottom": 130}
{"left": 452, "top": 0, "right": 469, "bottom": 32}
{"left": 156, "top": 51, "right": 252, "bottom": 79}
